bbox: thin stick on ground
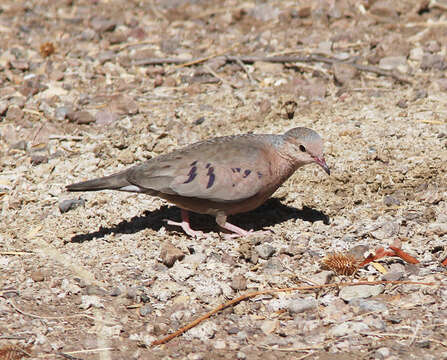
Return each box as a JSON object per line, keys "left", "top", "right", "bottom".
{"left": 38, "top": 349, "right": 115, "bottom": 359}
{"left": 0, "top": 251, "right": 32, "bottom": 255}
{"left": 133, "top": 54, "right": 412, "bottom": 84}
{"left": 234, "top": 56, "right": 256, "bottom": 84}
{"left": 173, "top": 42, "right": 242, "bottom": 69}
{"left": 56, "top": 353, "right": 84, "bottom": 360}
{"left": 361, "top": 332, "right": 447, "bottom": 348}
{"left": 204, "top": 65, "right": 236, "bottom": 89}
{"left": 151, "top": 280, "right": 435, "bottom": 346}
{"left": 8, "top": 300, "right": 117, "bottom": 325}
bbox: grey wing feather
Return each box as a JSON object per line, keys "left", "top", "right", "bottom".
{"left": 126, "top": 135, "right": 276, "bottom": 202}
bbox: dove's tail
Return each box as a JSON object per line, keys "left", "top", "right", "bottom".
{"left": 66, "top": 170, "right": 136, "bottom": 192}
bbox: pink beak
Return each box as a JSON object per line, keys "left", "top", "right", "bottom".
{"left": 315, "top": 157, "right": 330, "bottom": 175}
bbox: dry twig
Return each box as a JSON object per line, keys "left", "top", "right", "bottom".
{"left": 56, "top": 353, "right": 84, "bottom": 360}
{"left": 0, "top": 344, "right": 32, "bottom": 359}
{"left": 8, "top": 300, "right": 116, "bottom": 325}
{"left": 151, "top": 280, "right": 434, "bottom": 346}
{"left": 133, "top": 54, "right": 412, "bottom": 84}
{"left": 0, "top": 251, "right": 32, "bottom": 256}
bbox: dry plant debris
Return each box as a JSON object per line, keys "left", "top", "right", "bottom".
{"left": 39, "top": 42, "right": 56, "bottom": 58}
{"left": 322, "top": 253, "right": 359, "bottom": 276}
{"left": 151, "top": 280, "right": 435, "bottom": 347}
{"left": 0, "top": 344, "right": 32, "bottom": 360}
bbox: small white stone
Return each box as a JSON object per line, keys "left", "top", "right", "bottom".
{"left": 214, "top": 340, "right": 226, "bottom": 349}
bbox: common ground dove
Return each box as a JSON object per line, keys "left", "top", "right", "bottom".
{"left": 66, "top": 127, "right": 330, "bottom": 237}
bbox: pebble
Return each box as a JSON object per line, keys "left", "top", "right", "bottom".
{"left": 188, "top": 353, "right": 205, "bottom": 360}
{"left": 333, "top": 63, "right": 357, "bottom": 85}
{"left": 31, "top": 270, "right": 45, "bottom": 282}
{"left": 90, "top": 16, "right": 116, "bottom": 33}
{"left": 382, "top": 271, "right": 404, "bottom": 281}
{"left": 255, "top": 243, "right": 275, "bottom": 259}
{"left": 10, "top": 59, "right": 29, "bottom": 71}
{"left": 79, "top": 295, "right": 104, "bottom": 309}
{"left": 10, "top": 140, "right": 28, "bottom": 151}
{"left": 375, "top": 347, "right": 390, "bottom": 359}
{"left": 437, "top": 78, "right": 447, "bottom": 92}
{"left": 160, "top": 242, "right": 185, "bottom": 267}
{"left": 109, "top": 94, "right": 138, "bottom": 115}
{"left": 117, "top": 149, "right": 135, "bottom": 165}
{"left": 421, "top": 54, "right": 446, "bottom": 70}
{"left": 310, "top": 270, "right": 333, "bottom": 285}
{"left": 192, "top": 279, "right": 222, "bottom": 298}
{"left": 214, "top": 340, "right": 226, "bottom": 349}
{"left": 95, "top": 110, "right": 118, "bottom": 126}
{"left": 0, "top": 100, "right": 8, "bottom": 115}
{"left": 330, "top": 321, "right": 369, "bottom": 337}
{"left": 59, "top": 198, "right": 86, "bottom": 213}
{"left": 30, "top": 154, "right": 48, "bottom": 166}
{"left": 379, "top": 56, "right": 408, "bottom": 72}
{"left": 427, "top": 222, "right": 447, "bottom": 236}
{"left": 187, "top": 322, "right": 217, "bottom": 340}
{"left": 126, "top": 287, "right": 138, "bottom": 300}
{"left": 109, "top": 287, "right": 121, "bottom": 296}
{"left": 287, "top": 297, "right": 316, "bottom": 314}
{"left": 339, "top": 285, "right": 384, "bottom": 301}
{"left": 297, "top": 6, "right": 311, "bottom": 18}
{"left": 97, "top": 51, "right": 116, "bottom": 64}
{"left": 67, "top": 110, "right": 95, "bottom": 124}
{"left": 169, "top": 264, "right": 195, "bottom": 282}
{"left": 260, "top": 319, "right": 279, "bottom": 335}
{"left": 350, "top": 299, "right": 388, "bottom": 313}
{"left": 231, "top": 274, "right": 247, "bottom": 291}
{"left": 383, "top": 195, "right": 400, "bottom": 206}
{"left": 61, "top": 279, "right": 82, "bottom": 295}
{"left": 54, "top": 106, "right": 72, "bottom": 121}
{"left": 6, "top": 106, "right": 24, "bottom": 122}
{"left": 262, "top": 258, "right": 285, "bottom": 273}
{"left": 227, "top": 327, "right": 239, "bottom": 334}
{"left": 85, "top": 285, "right": 107, "bottom": 296}
{"left": 236, "top": 352, "right": 246, "bottom": 360}
{"left": 415, "top": 340, "right": 430, "bottom": 348}
{"left": 370, "top": 221, "right": 399, "bottom": 240}
{"left": 409, "top": 47, "right": 424, "bottom": 61}
{"left": 139, "top": 304, "right": 153, "bottom": 316}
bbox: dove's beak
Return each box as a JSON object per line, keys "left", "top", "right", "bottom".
{"left": 315, "top": 157, "right": 330, "bottom": 175}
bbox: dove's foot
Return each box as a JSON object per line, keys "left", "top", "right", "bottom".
{"left": 166, "top": 209, "right": 204, "bottom": 238}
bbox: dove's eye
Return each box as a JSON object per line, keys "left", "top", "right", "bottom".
{"left": 299, "top": 145, "right": 306, "bottom": 152}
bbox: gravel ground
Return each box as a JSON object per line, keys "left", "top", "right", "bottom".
{"left": 1, "top": 1, "right": 447, "bottom": 359}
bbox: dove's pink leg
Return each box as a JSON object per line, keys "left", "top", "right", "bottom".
{"left": 167, "top": 209, "right": 203, "bottom": 238}
{"left": 215, "top": 212, "right": 253, "bottom": 238}
{"left": 219, "top": 222, "right": 250, "bottom": 236}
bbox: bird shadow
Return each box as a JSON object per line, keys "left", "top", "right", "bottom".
{"left": 68, "top": 198, "right": 329, "bottom": 244}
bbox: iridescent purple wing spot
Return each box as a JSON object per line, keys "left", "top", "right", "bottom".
{"left": 184, "top": 166, "right": 197, "bottom": 184}
{"left": 206, "top": 166, "right": 215, "bottom": 189}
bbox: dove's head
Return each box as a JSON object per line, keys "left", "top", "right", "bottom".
{"left": 283, "top": 127, "right": 330, "bottom": 175}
